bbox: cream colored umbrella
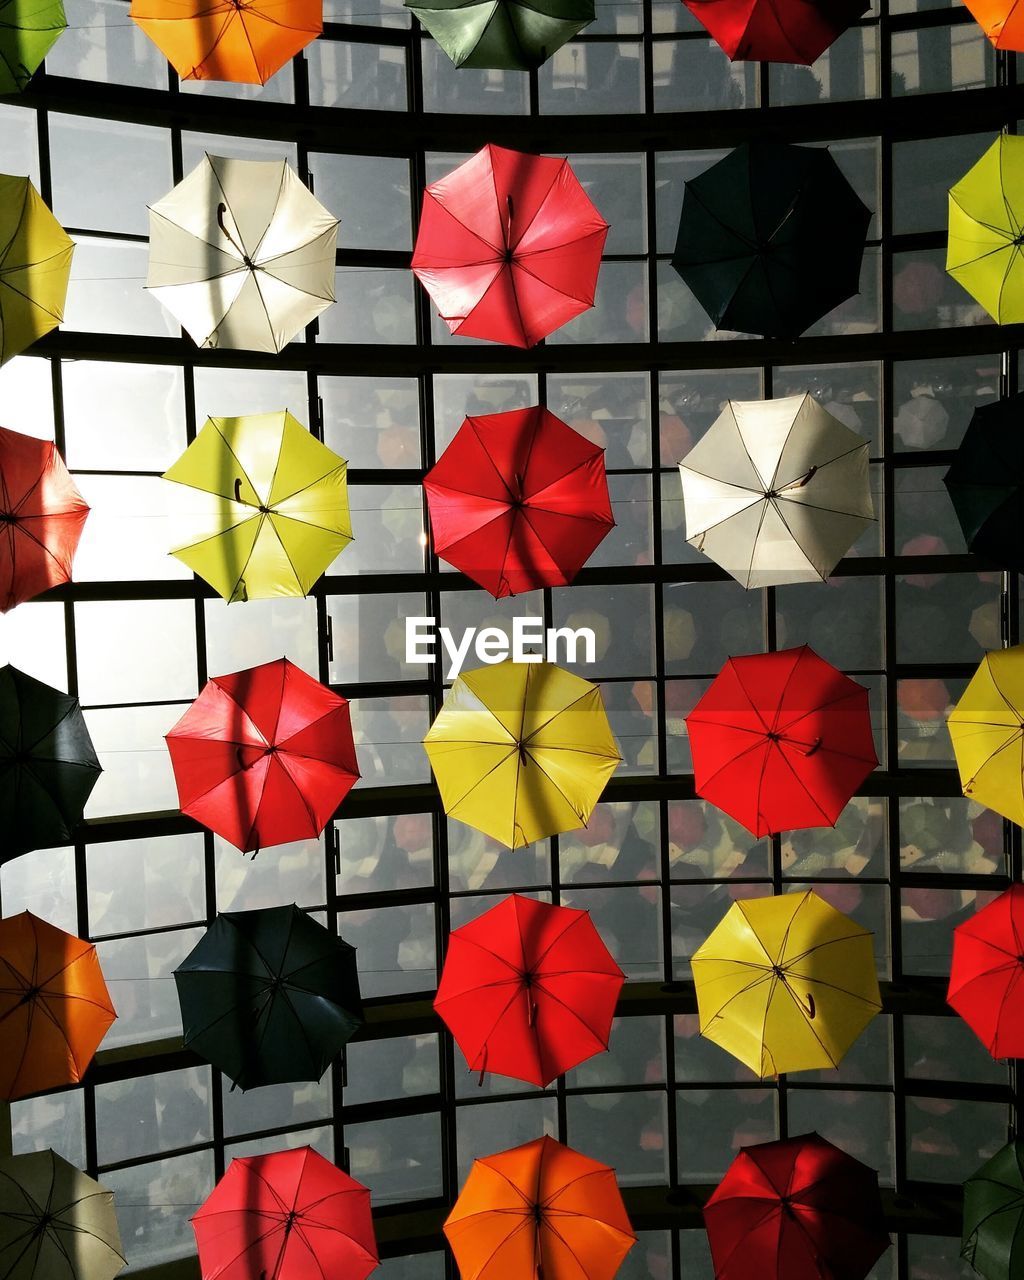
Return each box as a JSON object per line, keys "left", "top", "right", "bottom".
{"left": 146, "top": 154, "right": 338, "bottom": 354}
{"left": 678, "top": 392, "right": 874, "bottom": 589}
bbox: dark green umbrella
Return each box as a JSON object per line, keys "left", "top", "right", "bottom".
{"left": 944, "top": 395, "right": 1024, "bottom": 573}
{"left": 175, "top": 904, "right": 364, "bottom": 1091}
{"left": 962, "top": 1140, "right": 1024, "bottom": 1279}
{"left": 406, "top": 0, "right": 594, "bottom": 69}
{"left": 0, "top": 0, "right": 67, "bottom": 94}
{"left": 0, "top": 664, "right": 101, "bottom": 862}
{"left": 672, "top": 140, "right": 871, "bottom": 340}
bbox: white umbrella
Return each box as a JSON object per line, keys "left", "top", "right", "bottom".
{"left": 678, "top": 392, "right": 874, "bottom": 589}
{"left": 146, "top": 154, "right": 338, "bottom": 354}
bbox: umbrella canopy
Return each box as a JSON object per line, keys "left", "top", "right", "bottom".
{"left": 961, "top": 0, "right": 1024, "bottom": 49}
{"left": 686, "top": 646, "right": 877, "bottom": 838}
{"left": 163, "top": 411, "right": 352, "bottom": 603}
{"left": 678, "top": 393, "right": 873, "bottom": 589}
{"left": 0, "top": 175, "right": 74, "bottom": 367}
{"left": 434, "top": 893, "right": 623, "bottom": 1087}
{"left": 0, "top": 426, "right": 89, "bottom": 613}
{"left": 948, "top": 135, "right": 1024, "bottom": 325}
{"left": 0, "top": 665, "right": 102, "bottom": 862}
{"left": 682, "top": 0, "right": 866, "bottom": 62}
{"left": 147, "top": 154, "right": 338, "bottom": 353}
{"left": 0, "top": 912, "right": 116, "bottom": 1102}
{"left": 445, "top": 1135, "right": 635, "bottom": 1280}
{"left": 672, "top": 141, "right": 871, "bottom": 339}
{"left": 423, "top": 659, "right": 620, "bottom": 849}
{"left": 165, "top": 656, "right": 359, "bottom": 854}
{"left": 130, "top": 0, "right": 321, "bottom": 83}
{"left": 963, "top": 1141, "right": 1024, "bottom": 1280}
{"left": 0, "top": 0, "right": 66, "bottom": 92}
{"left": 948, "top": 884, "right": 1024, "bottom": 1060}
{"left": 425, "top": 405, "right": 614, "bottom": 598}
{"left": 411, "top": 143, "right": 608, "bottom": 348}
{"left": 192, "top": 1146, "right": 378, "bottom": 1280}
{"left": 0, "top": 1149, "right": 124, "bottom": 1280}
{"left": 692, "top": 889, "right": 882, "bottom": 1076}
{"left": 175, "top": 904, "right": 362, "bottom": 1090}
{"left": 407, "top": 0, "right": 593, "bottom": 68}
{"left": 948, "top": 645, "right": 1024, "bottom": 827}
{"left": 704, "top": 1132, "right": 890, "bottom": 1280}
{"left": 943, "top": 395, "right": 1024, "bottom": 573}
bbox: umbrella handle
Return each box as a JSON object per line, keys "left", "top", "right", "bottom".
{"left": 234, "top": 478, "right": 243, "bottom": 504}
{"left": 803, "top": 737, "right": 822, "bottom": 757}
{"left": 806, "top": 993, "right": 816, "bottom": 1019}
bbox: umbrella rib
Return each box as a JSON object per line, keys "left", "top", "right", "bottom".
{"left": 958, "top": 726, "right": 1024, "bottom": 793}
{"left": 521, "top": 686, "right": 597, "bottom": 745}
{"left": 781, "top": 930, "right": 876, "bottom": 967}
{"left": 465, "top": 414, "right": 520, "bottom": 503}
{"left": 0, "top": 183, "right": 29, "bottom": 264}
{"left": 439, "top": 742, "right": 520, "bottom": 815}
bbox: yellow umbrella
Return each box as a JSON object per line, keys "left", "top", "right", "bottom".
{"left": 163, "top": 411, "right": 352, "bottom": 602}
{"left": 947, "top": 134, "right": 1024, "bottom": 324}
{"left": 948, "top": 643, "right": 1024, "bottom": 826}
{"left": 691, "top": 890, "right": 881, "bottom": 1077}
{"left": 424, "top": 660, "right": 621, "bottom": 849}
{"left": 0, "top": 174, "right": 74, "bottom": 365}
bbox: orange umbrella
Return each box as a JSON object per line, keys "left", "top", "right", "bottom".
{"left": 0, "top": 911, "right": 117, "bottom": 1101}
{"left": 960, "top": 0, "right": 1024, "bottom": 48}
{"left": 444, "top": 1135, "right": 636, "bottom": 1280}
{"left": 130, "top": 0, "right": 322, "bottom": 84}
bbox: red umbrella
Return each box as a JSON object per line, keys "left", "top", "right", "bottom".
{"left": 435, "top": 893, "right": 624, "bottom": 1087}
{"left": 411, "top": 143, "right": 609, "bottom": 349}
{"left": 682, "top": 0, "right": 868, "bottom": 64}
{"left": 948, "top": 884, "right": 1024, "bottom": 1059}
{"left": 686, "top": 645, "right": 876, "bottom": 838}
{"left": 165, "top": 656, "right": 359, "bottom": 854}
{"left": 704, "top": 1133, "right": 890, "bottom": 1280}
{"left": 0, "top": 426, "right": 89, "bottom": 613}
{"left": 424, "top": 405, "right": 614, "bottom": 598}
{"left": 192, "top": 1145, "right": 378, "bottom": 1280}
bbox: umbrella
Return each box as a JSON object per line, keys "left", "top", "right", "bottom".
{"left": 0, "top": 912, "right": 116, "bottom": 1102}
{"left": 677, "top": 393, "right": 874, "bottom": 589}
{"left": 948, "top": 644, "right": 1024, "bottom": 827}
{"left": 424, "top": 405, "right": 614, "bottom": 598}
{"left": 130, "top": 0, "right": 321, "bottom": 83}
{"left": 434, "top": 893, "right": 623, "bottom": 1087}
{"left": 192, "top": 1145, "right": 378, "bottom": 1280}
{"left": 948, "top": 884, "right": 1024, "bottom": 1060}
{"left": 0, "top": 175, "right": 74, "bottom": 366}
{"left": 162, "top": 411, "right": 352, "bottom": 603}
{"left": 704, "top": 1132, "right": 890, "bottom": 1280}
{"left": 943, "top": 394, "right": 1024, "bottom": 572}
{"left": 686, "top": 645, "right": 877, "bottom": 838}
{"left": 682, "top": 0, "right": 866, "bottom": 63}
{"left": 963, "top": 1141, "right": 1024, "bottom": 1279}
{"left": 445, "top": 1135, "right": 635, "bottom": 1280}
{"left": 175, "top": 903, "right": 362, "bottom": 1090}
{"left": 0, "top": 665, "right": 102, "bottom": 861}
{"left": 691, "top": 889, "right": 882, "bottom": 1076}
{"left": 423, "top": 658, "right": 621, "bottom": 849}
{"left": 960, "top": 0, "right": 1024, "bottom": 48}
{"left": 411, "top": 143, "right": 608, "bottom": 349}
{"left": 672, "top": 141, "right": 871, "bottom": 339}
{"left": 146, "top": 154, "right": 338, "bottom": 353}
{"left": 0, "top": 0, "right": 66, "bottom": 92}
{"left": 0, "top": 426, "right": 89, "bottom": 613}
{"left": 0, "top": 1149, "right": 124, "bottom": 1280}
{"left": 407, "top": 0, "right": 593, "bottom": 68}
{"left": 165, "top": 656, "right": 359, "bottom": 855}
{"left": 948, "top": 135, "right": 1024, "bottom": 325}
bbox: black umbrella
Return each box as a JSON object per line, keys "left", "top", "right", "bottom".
{"left": 0, "top": 664, "right": 101, "bottom": 862}
{"left": 944, "top": 395, "right": 1024, "bottom": 573}
{"left": 175, "top": 904, "right": 364, "bottom": 1090}
{"left": 672, "top": 141, "right": 871, "bottom": 340}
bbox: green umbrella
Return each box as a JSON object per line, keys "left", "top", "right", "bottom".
{"left": 0, "top": 1149, "right": 125, "bottom": 1280}
{"left": 0, "top": 665, "right": 102, "bottom": 863}
{"left": 407, "top": 0, "right": 594, "bottom": 69}
{"left": 0, "top": 0, "right": 67, "bottom": 94}
{"left": 962, "top": 1141, "right": 1024, "bottom": 1279}
{"left": 175, "top": 903, "right": 364, "bottom": 1091}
